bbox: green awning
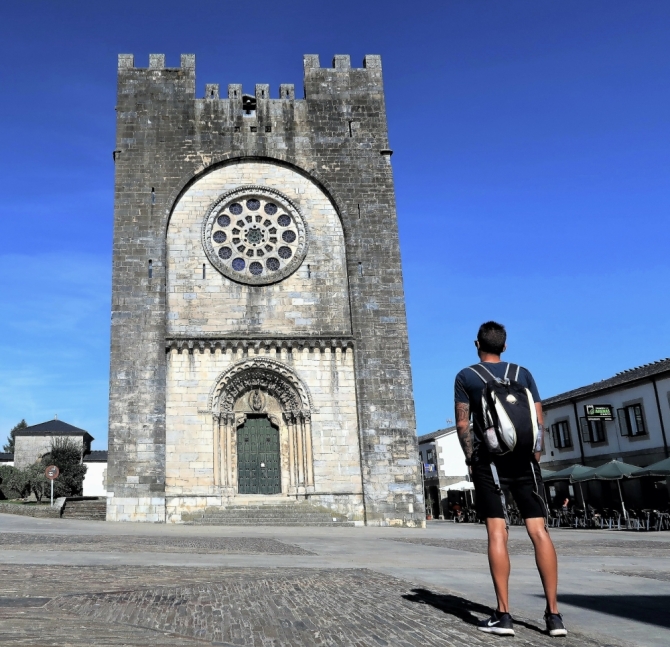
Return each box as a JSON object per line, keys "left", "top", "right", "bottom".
{"left": 571, "top": 459, "right": 639, "bottom": 482}
{"left": 631, "top": 457, "right": 670, "bottom": 478}
{"left": 542, "top": 464, "right": 594, "bottom": 482}
{"left": 540, "top": 469, "right": 556, "bottom": 480}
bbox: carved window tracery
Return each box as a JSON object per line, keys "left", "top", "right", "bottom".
{"left": 202, "top": 186, "right": 308, "bottom": 286}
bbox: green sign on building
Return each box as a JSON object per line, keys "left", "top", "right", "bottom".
{"left": 584, "top": 404, "right": 614, "bottom": 421}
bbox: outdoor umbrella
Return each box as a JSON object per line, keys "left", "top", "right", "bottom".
{"left": 571, "top": 460, "right": 639, "bottom": 519}
{"left": 543, "top": 464, "right": 595, "bottom": 508}
{"left": 630, "top": 457, "right": 670, "bottom": 478}
{"left": 440, "top": 481, "right": 475, "bottom": 507}
{"left": 439, "top": 481, "right": 475, "bottom": 491}
{"left": 543, "top": 464, "right": 594, "bottom": 482}
{"left": 540, "top": 468, "right": 556, "bottom": 480}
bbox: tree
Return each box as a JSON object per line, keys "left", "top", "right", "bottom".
{"left": 3, "top": 419, "right": 27, "bottom": 453}
{"left": 26, "top": 463, "right": 51, "bottom": 502}
{"left": 40, "top": 437, "right": 87, "bottom": 497}
{"left": 0, "top": 465, "right": 29, "bottom": 500}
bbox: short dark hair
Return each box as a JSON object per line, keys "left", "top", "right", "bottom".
{"left": 477, "top": 321, "right": 506, "bottom": 354}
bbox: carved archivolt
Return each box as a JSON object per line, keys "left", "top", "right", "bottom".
{"left": 209, "top": 357, "right": 315, "bottom": 492}
{"left": 208, "top": 357, "right": 312, "bottom": 415}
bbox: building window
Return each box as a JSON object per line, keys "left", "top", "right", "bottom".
{"left": 427, "top": 448, "right": 434, "bottom": 463}
{"left": 617, "top": 404, "right": 647, "bottom": 437}
{"left": 580, "top": 417, "right": 607, "bottom": 443}
{"left": 551, "top": 421, "right": 572, "bottom": 449}
{"left": 203, "top": 188, "right": 308, "bottom": 286}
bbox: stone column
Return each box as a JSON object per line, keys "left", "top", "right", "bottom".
{"left": 221, "top": 413, "right": 237, "bottom": 488}
{"left": 286, "top": 412, "right": 296, "bottom": 487}
{"left": 213, "top": 415, "right": 221, "bottom": 486}
{"left": 303, "top": 413, "right": 314, "bottom": 487}
{"left": 295, "top": 412, "right": 305, "bottom": 486}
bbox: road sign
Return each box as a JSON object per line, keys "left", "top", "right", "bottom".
{"left": 44, "top": 465, "right": 59, "bottom": 507}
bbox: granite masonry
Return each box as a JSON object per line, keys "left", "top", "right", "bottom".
{"left": 108, "top": 53, "right": 423, "bottom": 525}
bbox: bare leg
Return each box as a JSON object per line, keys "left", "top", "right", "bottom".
{"left": 525, "top": 517, "right": 559, "bottom": 614}
{"left": 485, "top": 518, "right": 511, "bottom": 613}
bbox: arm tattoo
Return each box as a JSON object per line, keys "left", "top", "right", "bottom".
{"left": 455, "top": 402, "right": 473, "bottom": 461}
{"left": 456, "top": 402, "right": 470, "bottom": 423}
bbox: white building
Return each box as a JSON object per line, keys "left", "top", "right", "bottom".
{"left": 541, "top": 358, "right": 670, "bottom": 470}
{"left": 0, "top": 419, "right": 108, "bottom": 498}
{"left": 82, "top": 451, "right": 108, "bottom": 497}
{"left": 417, "top": 426, "right": 469, "bottom": 518}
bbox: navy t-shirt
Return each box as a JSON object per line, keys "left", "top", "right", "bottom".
{"left": 454, "top": 361, "right": 541, "bottom": 465}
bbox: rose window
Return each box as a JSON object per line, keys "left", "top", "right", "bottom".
{"left": 202, "top": 186, "right": 308, "bottom": 285}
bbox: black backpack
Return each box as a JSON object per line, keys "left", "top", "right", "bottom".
{"left": 467, "top": 363, "right": 539, "bottom": 457}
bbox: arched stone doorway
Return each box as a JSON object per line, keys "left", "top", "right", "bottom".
{"left": 209, "top": 357, "right": 314, "bottom": 496}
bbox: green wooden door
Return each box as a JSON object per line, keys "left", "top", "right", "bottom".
{"left": 237, "top": 416, "right": 281, "bottom": 494}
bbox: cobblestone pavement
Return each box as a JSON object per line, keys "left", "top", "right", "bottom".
{"left": 391, "top": 536, "right": 670, "bottom": 558}
{"left": 2, "top": 515, "right": 668, "bottom": 646}
{"left": 0, "top": 565, "right": 608, "bottom": 647}
{"left": 0, "top": 533, "right": 312, "bottom": 555}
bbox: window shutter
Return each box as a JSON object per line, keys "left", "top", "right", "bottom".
{"left": 563, "top": 422, "right": 573, "bottom": 448}
{"left": 580, "top": 417, "right": 590, "bottom": 442}
{"left": 633, "top": 404, "right": 645, "bottom": 435}
{"left": 617, "top": 408, "right": 629, "bottom": 437}
{"left": 551, "top": 424, "right": 559, "bottom": 448}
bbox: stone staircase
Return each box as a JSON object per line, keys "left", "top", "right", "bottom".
{"left": 61, "top": 498, "right": 107, "bottom": 521}
{"left": 184, "top": 503, "right": 355, "bottom": 526}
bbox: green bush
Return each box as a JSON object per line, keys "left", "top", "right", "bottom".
{"left": 40, "top": 437, "right": 87, "bottom": 497}
{"left": 0, "top": 438, "right": 87, "bottom": 501}
{"left": 0, "top": 464, "right": 30, "bottom": 499}
{"left": 25, "top": 463, "right": 52, "bottom": 502}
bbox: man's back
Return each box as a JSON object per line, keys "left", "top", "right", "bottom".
{"left": 454, "top": 361, "right": 541, "bottom": 468}
{"left": 452, "top": 322, "right": 566, "bottom": 637}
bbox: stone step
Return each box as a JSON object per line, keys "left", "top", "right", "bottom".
{"left": 196, "top": 520, "right": 349, "bottom": 525}
{"left": 61, "top": 499, "right": 106, "bottom": 521}
{"left": 188, "top": 519, "right": 355, "bottom": 526}
{"left": 197, "top": 510, "right": 342, "bottom": 518}
{"left": 203, "top": 504, "right": 342, "bottom": 511}
{"left": 184, "top": 502, "right": 352, "bottom": 526}
{"left": 65, "top": 503, "right": 107, "bottom": 510}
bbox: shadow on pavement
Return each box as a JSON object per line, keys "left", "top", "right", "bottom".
{"left": 404, "top": 588, "right": 545, "bottom": 635}
{"left": 557, "top": 594, "right": 670, "bottom": 629}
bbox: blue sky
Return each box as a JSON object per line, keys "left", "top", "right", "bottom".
{"left": 1, "top": 1, "right": 669, "bottom": 447}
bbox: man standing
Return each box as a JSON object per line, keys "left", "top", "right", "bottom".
{"left": 454, "top": 321, "right": 567, "bottom": 637}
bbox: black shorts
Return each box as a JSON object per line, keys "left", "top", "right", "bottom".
{"left": 472, "top": 459, "right": 547, "bottom": 520}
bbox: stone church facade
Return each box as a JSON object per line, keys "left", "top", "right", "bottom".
{"left": 107, "top": 53, "right": 423, "bottom": 525}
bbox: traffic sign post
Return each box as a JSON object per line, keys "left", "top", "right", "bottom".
{"left": 45, "top": 465, "right": 60, "bottom": 507}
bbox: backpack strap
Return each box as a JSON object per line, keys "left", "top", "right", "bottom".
{"left": 467, "top": 363, "right": 497, "bottom": 383}
{"left": 490, "top": 462, "right": 510, "bottom": 531}
{"left": 504, "top": 363, "right": 520, "bottom": 381}
{"left": 530, "top": 460, "right": 549, "bottom": 530}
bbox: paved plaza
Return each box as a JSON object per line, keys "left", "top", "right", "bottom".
{"left": 0, "top": 514, "right": 668, "bottom": 646}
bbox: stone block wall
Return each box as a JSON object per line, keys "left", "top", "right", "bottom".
{"left": 167, "top": 161, "right": 350, "bottom": 336}
{"left": 109, "top": 53, "right": 423, "bottom": 525}
{"left": 164, "top": 343, "right": 362, "bottom": 523}
{"left": 14, "top": 435, "right": 85, "bottom": 470}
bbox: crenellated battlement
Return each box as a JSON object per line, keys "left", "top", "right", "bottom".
{"left": 118, "top": 54, "right": 382, "bottom": 100}
{"left": 118, "top": 53, "right": 195, "bottom": 71}
{"left": 303, "top": 54, "right": 382, "bottom": 71}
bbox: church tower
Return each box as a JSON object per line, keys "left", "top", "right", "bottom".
{"left": 107, "top": 53, "right": 423, "bottom": 526}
